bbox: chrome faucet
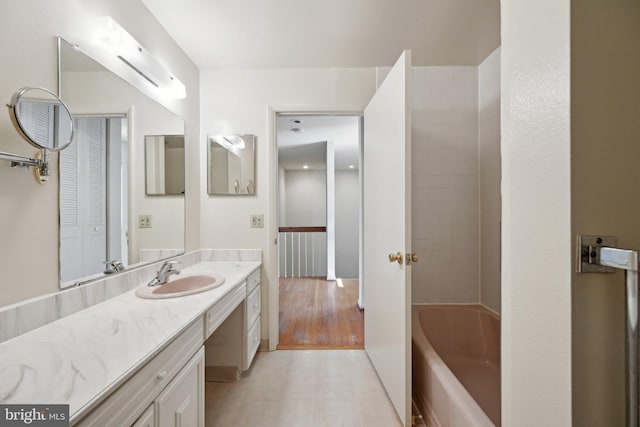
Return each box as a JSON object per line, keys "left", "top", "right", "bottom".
{"left": 148, "top": 260, "right": 181, "bottom": 287}
{"left": 103, "top": 260, "right": 125, "bottom": 274}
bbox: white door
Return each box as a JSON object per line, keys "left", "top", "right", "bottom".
{"left": 60, "top": 117, "right": 107, "bottom": 283}
{"left": 363, "top": 50, "right": 412, "bottom": 426}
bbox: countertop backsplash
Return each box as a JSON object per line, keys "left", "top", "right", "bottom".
{"left": 0, "top": 249, "right": 261, "bottom": 344}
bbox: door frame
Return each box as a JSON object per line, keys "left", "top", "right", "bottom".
{"left": 266, "top": 105, "right": 364, "bottom": 350}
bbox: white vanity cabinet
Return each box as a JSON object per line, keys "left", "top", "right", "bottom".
{"left": 1, "top": 261, "right": 262, "bottom": 427}
{"left": 155, "top": 348, "right": 204, "bottom": 427}
{"left": 130, "top": 348, "right": 204, "bottom": 427}
{"left": 131, "top": 405, "right": 154, "bottom": 427}
{"left": 243, "top": 268, "right": 261, "bottom": 370}
{"left": 75, "top": 321, "right": 204, "bottom": 427}
{"left": 204, "top": 267, "right": 262, "bottom": 377}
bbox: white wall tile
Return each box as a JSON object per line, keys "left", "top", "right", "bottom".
{"left": 412, "top": 65, "right": 480, "bottom": 304}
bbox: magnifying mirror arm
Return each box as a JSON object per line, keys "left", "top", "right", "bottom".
{"left": 0, "top": 148, "right": 50, "bottom": 183}
{"left": 0, "top": 150, "right": 41, "bottom": 168}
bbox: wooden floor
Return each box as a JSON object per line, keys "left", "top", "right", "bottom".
{"left": 278, "top": 277, "right": 364, "bottom": 349}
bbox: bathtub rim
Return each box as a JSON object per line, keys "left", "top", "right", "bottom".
{"left": 411, "top": 304, "right": 496, "bottom": 426}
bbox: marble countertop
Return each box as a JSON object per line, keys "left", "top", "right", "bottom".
{"left": 0, "top": 261, "right": 260, "bottom": 421}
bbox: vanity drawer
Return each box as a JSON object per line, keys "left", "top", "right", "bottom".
{"left": 131, "top": 404, "right": 154, "bottom": 427}
{"left": 244, "top": 284, "right": 261, "bottom": 331}
{"left": 243, "top": 317, "right": 261, "bottom": 370}
{"left": 75, "top": 320, "right": 203, "bottom": 427}
{"left": 204, "top": 281, "right": 246, "bottom": 339}
{"left": 247, "top": 268, "right": 260, "bottom": 293}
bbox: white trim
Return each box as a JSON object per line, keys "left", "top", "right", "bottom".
{"left": 266, "top": 104, "right": 364, "bottom": 351}
{"left": 326, "top": 140, "right": 336, "bottom": 281}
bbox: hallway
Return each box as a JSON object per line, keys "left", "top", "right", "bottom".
{"left": 278, "top": 277, "right": 364, "bottom": 349}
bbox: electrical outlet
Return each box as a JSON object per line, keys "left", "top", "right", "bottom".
{"left": 250, "top": 214, "right": 264, "bottom": 228}
{"left": 138, "top": 215, "right": 152, "bottom": 228}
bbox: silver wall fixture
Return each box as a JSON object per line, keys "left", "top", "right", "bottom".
{"left": 578, "top": 234, "right": 639, "bottom": 427}
{"left": 3, "top": 87, "right": 75, "bottom": 183}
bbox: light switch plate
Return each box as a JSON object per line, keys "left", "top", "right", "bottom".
{"left": 250, "top": 214, "right": 264, "bottom": 228}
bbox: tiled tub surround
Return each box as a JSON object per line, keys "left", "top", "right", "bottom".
{"left": 412, "top": 305, "right": 500, "bottom": 427}
{"left": 0, "top": 249, "right": 261, "bottom": 344}
{"left": 0, "top": 260, "right": 260, "bottom": 423}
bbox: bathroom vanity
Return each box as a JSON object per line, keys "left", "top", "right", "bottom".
{"left": 0, "top": 260, "right": 261, "bottom": 427}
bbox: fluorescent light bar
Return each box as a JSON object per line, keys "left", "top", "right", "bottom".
{"left": 98, "top": 16, "right": 186, "bottom": 99}
{"left": 222, "top": 135, "right": 245, "bottom": 149}
{"left": 210, "top": 135, "right": 245, "bottom": 157}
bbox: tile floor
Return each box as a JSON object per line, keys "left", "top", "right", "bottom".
{"left": 205, "top": 350, "right": 403, "bottom": 427}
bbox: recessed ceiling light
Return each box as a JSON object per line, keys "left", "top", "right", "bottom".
{"left": 303, "top": 164, "right": 309, "bottom": 169}
{"left": 290, "top": 119, "right": 303, "bottom": 124}
{"left": 290, "top": 127, "right": 303, "bottom": 133}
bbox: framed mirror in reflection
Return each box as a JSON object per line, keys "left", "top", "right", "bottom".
{"left": 207, "top": 134, "right": 256, "bottom": 195}
{"left": 145, "top": 135, "right": 185, "bottom": 195}
{"left": 58, "top": 37, "right": 185, "bottom": 287}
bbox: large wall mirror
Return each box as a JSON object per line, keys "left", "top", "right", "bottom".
{"left": 58, "top": 37, "right": 185, "bottom": 287}
{"left": 207, "top": 134, "right": 256, "bottom": 195}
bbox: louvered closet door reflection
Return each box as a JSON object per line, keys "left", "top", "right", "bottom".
{"left": 17, "top": 100, "right": 55, "bottom": 147}
{"left": 60, "top": 118, "right": 106, "bottom": 283}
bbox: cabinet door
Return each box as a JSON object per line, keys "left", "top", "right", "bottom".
{"left": 131, "top": 405, "right": 154, "bottom": 427}
{"left": 155, "top": 347, "right": 204, "bottom": 427}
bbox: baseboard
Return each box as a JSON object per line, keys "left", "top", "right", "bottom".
{"left": 205, "top": 366, "right": 239, "bottom": 382}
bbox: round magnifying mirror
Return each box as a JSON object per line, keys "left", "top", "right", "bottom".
{"left": 7, "top": 87, "right": 75, "bottom": 152}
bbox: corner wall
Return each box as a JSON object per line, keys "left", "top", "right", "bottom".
{"left": 501, "top": 0, "right": 572, "bottom": 424}
{"left": 335, "top": 170, "right": 360, "bottom": 278}
{"left": 478, "top": 48, "right": 501, "bottom": 313}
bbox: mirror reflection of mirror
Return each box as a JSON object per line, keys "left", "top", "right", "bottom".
{"left": 145, "top": 135, "right": 185, "bottom": 195}
{"left": 58, "top": 37, "right": 185, "bottom": 287}
{"left": 9, "top": 87, "right": 75, "bottom": 152}
{"left": 207, "top": 134, "right": 256, "bottom": 195}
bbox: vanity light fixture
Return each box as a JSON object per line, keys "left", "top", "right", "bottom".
{"left": 303, "top": 164, "right": 309, "bottom": 169}
{"left": 208, "top": 135, "right": 247, "bottom": 158}
{"left": 222, "top": 135, "right": 245, "bottom": 149}
{"left": 98, "top": 16, "right": 186, "bottom": 99}
{"left": 349, "top": 164, "right": 355, "bottom": 169}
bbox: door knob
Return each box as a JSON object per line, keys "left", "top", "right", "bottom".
{"left": 410, "top": 253, "right": 418, "bottom": 263}
{"left": 388, "top": 252, "right": 404, "bottom": 264}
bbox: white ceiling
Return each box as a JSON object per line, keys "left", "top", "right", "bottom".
{"left": 277, "top": 115, "right": 360, "bottom": 171}
{"left": 141, "top": 0, "right": 500, "bottom": 69}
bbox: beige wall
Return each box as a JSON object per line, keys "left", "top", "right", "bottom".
{"left": 478, "top": 48, "right": 501, "bottom": 313}
{"left": 200, "top": 67, "right": 376, "bottom": 341}
{"left": 571, "top": 0, "right": 640, "bottom": 425}
{"left": 501, "top": 0, "right": 572, "bottom": 425}
{"left": 0, "top": 0, "right": 199, "bottom": 308}
{"left": 283, "top": 170, "right": 327, "bottom": 227}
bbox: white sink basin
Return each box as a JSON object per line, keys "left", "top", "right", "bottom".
{"left": 135, "top": 273, "right": 226, "bottom": 299}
